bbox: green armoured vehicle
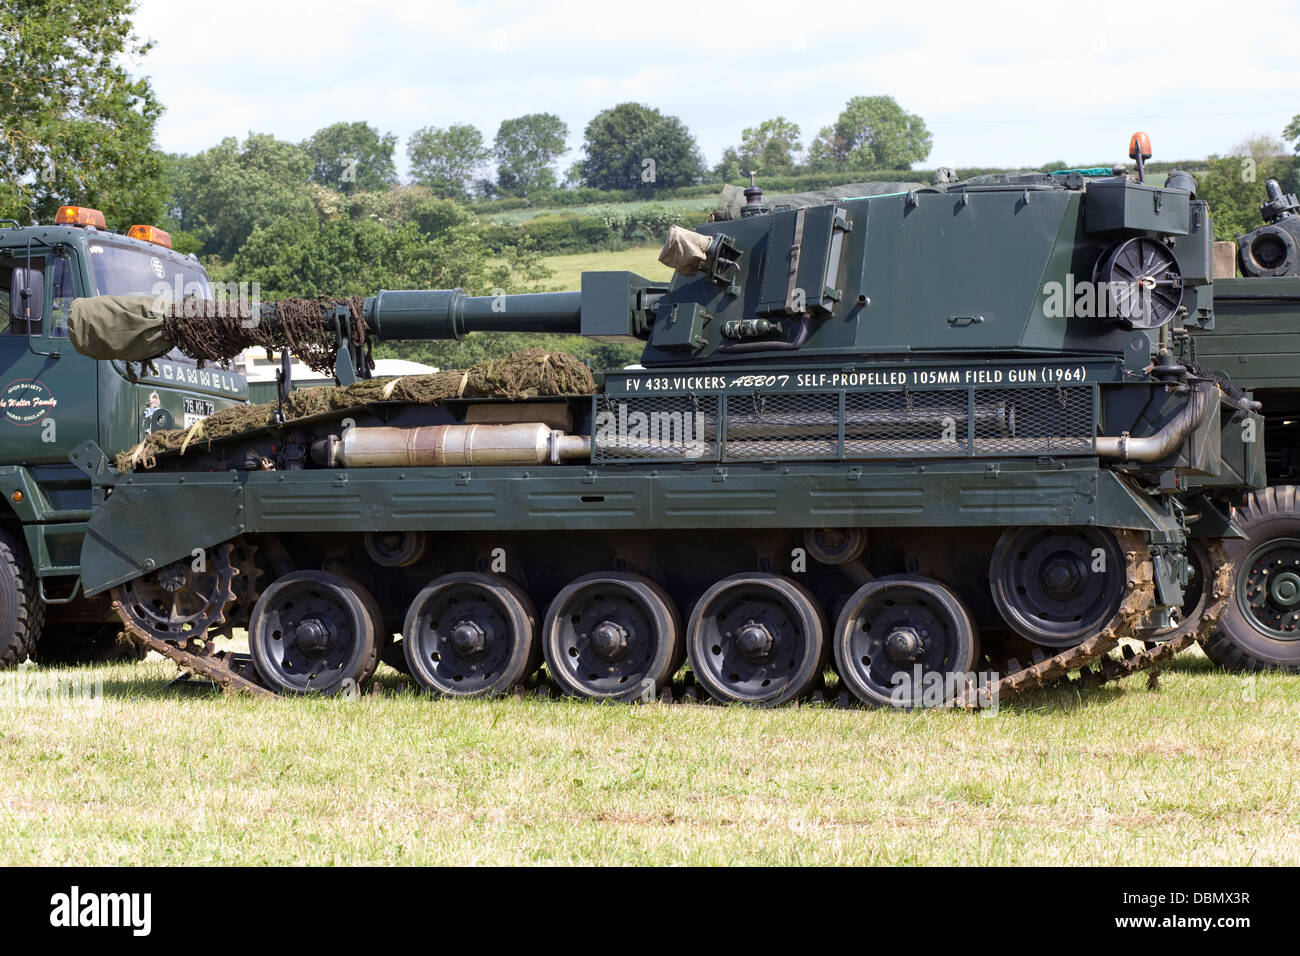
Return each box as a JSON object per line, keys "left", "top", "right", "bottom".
{"left": 62, "top": 135, "right": 1274, "bottom": 708}
{"left": 0, "top": 207, "right": 247, "bottom": 665}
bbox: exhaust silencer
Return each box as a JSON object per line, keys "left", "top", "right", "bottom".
{"left": 313, "top": 423, "right": 591, "bottom": 468}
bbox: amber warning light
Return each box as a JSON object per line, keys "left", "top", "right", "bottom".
{"left": 54, "top": 205, "right": 106, "bottom": 228}
{"left": 1128, "top": 131, "right": 1152, "bottom": 183}
{"left": 127, "top": 224, "right": 173, "bottom": 249}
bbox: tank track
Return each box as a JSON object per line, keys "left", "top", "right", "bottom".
{"left": 1092, "top": 541, "right": 1232, "bottom": 688}
{"left": 111, "top": 543, "right": 276, "bottom": 699}
{"left": 954, "top": 529, "right": 1155, "bottom": 707}
{"left": 113, "top": 531, "right": 1213, "bottom": 709}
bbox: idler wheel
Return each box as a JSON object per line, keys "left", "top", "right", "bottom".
{"left": 686, "top": 573, "right": 825, "bottom": 705}
{"left": 542, "top": 573, "right": 681, "bottom": 701}
{"left": 402, "top": 572, "right": 538, "bottom": 696}
{"left": 832, "top": 574, "right": 980, "bottom": 707}
{"left": 990, "top": 526, "right": 1125, "bottom": 648}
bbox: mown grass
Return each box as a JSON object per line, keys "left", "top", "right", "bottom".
{"left": 1, "top": 645, "right": 1296, "bottom": 866}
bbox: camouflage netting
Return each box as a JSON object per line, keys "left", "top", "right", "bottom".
{"left": 164, "top": 295, "right": 369, "bottom": 374}
{"left": 69, "top": 294, "right": 370, "bottom": 378}
{"left": 116, "top": 348, "right": 597, "bottom": 472}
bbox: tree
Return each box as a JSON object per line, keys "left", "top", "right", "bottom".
{"left": 227, "top": 217, "right": 486, "bottom": 300}
{"left": 808, "top": 96, "right": 932, "bottom": 170}
{"left": 1286, "top": 115, "right": 1300, "bottom": 153}
{"left": 166, "top": 133, "right": 314, "bottom": 260}
{"left": 408, "top": 124, "right": 491, "bottom": 201}
{"left": 713, "top": 117, "right": 802, "bottom": 181}
{"left": 577, "top": 103, "right": 705, "bottom": 190}
{"left": 1198, "top": 135, "right": 1299, "bottom": 244}
{"left": 303, "top": 121, "right": 397, "bottom": 193}
{"left": 494, "top": 113, "right": 568, "bottom": 196}
{"left": 0, "top": 0, "right": 166, "bottom": 227}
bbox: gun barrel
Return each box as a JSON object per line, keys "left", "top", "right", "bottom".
{"left": 365, "top": 289, "right": 583, "bottom": 342}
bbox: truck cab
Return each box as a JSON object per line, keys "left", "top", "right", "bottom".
{"left": 0, "top": 206, "right": 248, "bottom": 664}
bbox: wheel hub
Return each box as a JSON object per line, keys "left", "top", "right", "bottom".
{"left": 157, "top": 563, "right": 188, "bottom": 592}
{"left": 589, "top": 620, "right": 629, "bottom": 661}
{"left": 883, "top": 625, "right": 925, "bottom": 664}
{"left": 448, "top": 619, "right": 488, "bottom": 657}
{"left": 1268, "top": 570, "right": 1300, "bottom": 607}
{"left": 294, "top": 618, "right": 331, "bottom": 657}
{"left": 1041, "top": 554, "right": 1085, "bottom": 600}
{"left": 734, "top": 621, "right": 774, "bottom": 661}
{"left": 1241, "top": 538, "right": 1300, "bottom": 638}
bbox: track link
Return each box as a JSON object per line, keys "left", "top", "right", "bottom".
{"left": 1093, "top": 541, "right": 1232, "bottom": 687}
{"left": 111, "top": 543, "right": 276, "bottom": 699}
{"left": 965, "top": 529, "right": 1155, "bottom": 707}
{"left": 116, "top": 532, "right": 1209, "bottom": 709}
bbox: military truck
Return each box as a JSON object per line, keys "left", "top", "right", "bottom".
{"left": 0, "top": 207, "right": 248, "bottom": 665}
{"left": 1186, "top": 179, "right": 1300, "bottom": 673}
{"left": 62, "top": 136, "right": 1270, "bottom": 707}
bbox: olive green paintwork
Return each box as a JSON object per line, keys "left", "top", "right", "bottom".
{"left": 0, "top": 222, "right": 248, "bottom": 584}
{"left": 69, "top": 174, "right": 1255, "bottom": 601}
{"left": 1192, "top": 277, "right": 1300, "bottom": 390}
{"left": 77, "top": 456, "right": 1179, "bottom": 596}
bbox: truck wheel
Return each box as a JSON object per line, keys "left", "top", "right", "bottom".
{"left": 1202, "top": 486, "right": 1300, "bottom": 672}
{"left": 0, "top": 527, "right": 43, "bottom": 669}
{"left": 32, "top": 624, "right": 146, "bottom": 666}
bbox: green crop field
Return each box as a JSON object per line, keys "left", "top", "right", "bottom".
{"left": 486, "top": 197, "right": 716, "bottom": 226}
{"left": 538, "top": 245, "right": 673, "bottom": 292}
{"left": 1, "top": 645, "right": 1296, "bottom": 866}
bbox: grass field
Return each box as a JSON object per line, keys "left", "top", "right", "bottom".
{"left": 1, "top": 645, "right": 1296, "bottom": 866}
{"left": 536, "top": 245, "right": 673, "bottom": 292}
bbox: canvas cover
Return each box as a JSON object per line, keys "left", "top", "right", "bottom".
{"left": 68, "top": 294, "right": 173, "bottom": 361}
{"left": 658, "top": 225, "right": 713, "bottom": 275}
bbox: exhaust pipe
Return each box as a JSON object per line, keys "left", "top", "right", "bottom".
{"left": 1096, "top": 382, "right": 1217, "bottom": 463}
{"left": 313, "top": 423, "right": 591, "bottom": 468}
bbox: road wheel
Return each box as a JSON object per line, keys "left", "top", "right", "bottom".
{"left": 542, "top": 572, "right": 681, "bottom": 701}
{"left": 402, "top": 572, "right": 538, "bottom": 697}
{"left": 249, "top": 571, "right": 380, "bottom": 695}
{"left": 686, "top": 573, "right": 825, "bottom": 706}
{"left": 832, "top": 574, "right": 980, "bottom": 707}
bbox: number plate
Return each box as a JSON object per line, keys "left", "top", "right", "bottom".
{"left": 183, "top": 397, "right": 214, "bottom": 427}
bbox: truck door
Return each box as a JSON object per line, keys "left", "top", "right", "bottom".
{"left": 0, "top": 247, "right": 98, "bottom": 463}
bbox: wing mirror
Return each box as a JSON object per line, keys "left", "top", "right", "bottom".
{"left": 9, "top": 265, "right": 43, "bottom": 325}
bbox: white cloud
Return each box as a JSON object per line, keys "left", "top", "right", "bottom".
{"left": 133, "top": 0, "right": 1300, "bottom": 172}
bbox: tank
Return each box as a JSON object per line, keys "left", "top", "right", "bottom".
{"left": 66, "top": 142, "right": 1267, "bottom": 708}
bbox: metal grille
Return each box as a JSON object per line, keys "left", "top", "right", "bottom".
{"left": 591, "top": 384, "right": 1095, "bottom": 463}
{"left": 725, "top": 392, "right": 840, "bottom": 460}
{"left": 591, "top": 394, "right": 719, "bottom": 462}
{"left": 973, "top": 386, "right": 1095, "bottom": 455}
{"left": 841, "top": 389, "right": 972, "bottom": 458}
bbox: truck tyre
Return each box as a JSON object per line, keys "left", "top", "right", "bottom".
{"left": 1202, "top": 485, "right": 1300, "bottom": 672}
{"left": 32, "top": 623, "right": 146, "bottom": 666}
{"left": 0, "top": 527, "right": 44, "bottom": 669}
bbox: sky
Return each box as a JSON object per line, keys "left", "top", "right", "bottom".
{"left": 130, "top": 0, "right": 1300, "bottom": 177}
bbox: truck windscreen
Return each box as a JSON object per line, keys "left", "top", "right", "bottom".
{"left": 87, "top": 241, "right": 211, "bottom": 299}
